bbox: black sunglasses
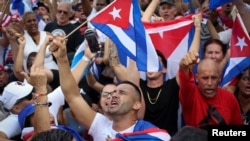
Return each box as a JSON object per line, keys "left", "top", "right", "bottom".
{"left": 57, "top": 10, "right": 69, "bottom": 15}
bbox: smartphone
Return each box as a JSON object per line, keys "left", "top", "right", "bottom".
{"left": 84, "top": 29, "right": 100, "bottom": 53}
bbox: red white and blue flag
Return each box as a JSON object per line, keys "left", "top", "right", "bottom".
{"left": 144, "top": 15, "right": 195, "bottom": 79}
{"left": 89, "top": 0, "right": 161, "bottom": 72}
{"left": 0, "top": 13, "right": 12, "bottom": 27}
{"left": 113, "top": 127, "right": 171, "bottom": 141}
{"left": 10, "top": 0, "right": 32, "bottom": 16}
{"left": 221, "top": 13, "right": 250, "bottom": 86}
{"left": 0, "top": 13, "right": 22, "bottom": 27}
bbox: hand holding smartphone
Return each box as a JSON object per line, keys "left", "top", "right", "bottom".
{"left": 84, "top": 28, "right": 100, "bottom": 53}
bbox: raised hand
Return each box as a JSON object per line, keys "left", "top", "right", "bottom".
{"left": 192, "top": 13, "right": 202, "bottom": 28}
{"left": 17, "top": 36, "right": 26, "bottom": 47}
{"left": 21, "top": 65, "right": 47, "bottom": 92}
{"left": 179, "top": 51, "right": 200, "bottom": 69}
{"left": 84, "top": 43, "right": 96, "bottom": 60}
{"left": 44, "top": 34, "right": 54, "bottom": 47}
{"left": 49, "top": 35, "right": 67, "bottom": 59}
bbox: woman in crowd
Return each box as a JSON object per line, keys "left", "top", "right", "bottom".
{"left": 234, "top": 66, "right": 250, "bottom": 125}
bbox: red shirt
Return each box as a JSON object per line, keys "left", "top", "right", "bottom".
{"left": 179, "top": 69, "right": 243, "bottom": 128}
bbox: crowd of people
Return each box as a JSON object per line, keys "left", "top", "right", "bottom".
{"left": 0, "top": 0, "right": 250, "bottom": 140}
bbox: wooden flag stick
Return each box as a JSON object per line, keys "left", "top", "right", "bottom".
{"left": 63, "top": 20, "right": 88, "bottom": 39}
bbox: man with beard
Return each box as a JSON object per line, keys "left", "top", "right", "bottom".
{"left": 50, "top": 36, "right": 171, "bottom": 141}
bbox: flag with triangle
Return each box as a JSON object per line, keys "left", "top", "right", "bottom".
{"left": 221, "top": 13, "right": 250, "bottom": 86}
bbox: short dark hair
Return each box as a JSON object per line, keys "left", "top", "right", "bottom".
{"left": 31, "top": 129, "right": 73, "bottom": 141}
{"left": 156, "top": 50, "right": 167, "bottom": 68}
{"left": 119, "top": 81, "right": 141, "bottom": 101}
{"left": 22, "top": 11, "right": 37, "bottom": 23}
{"left": 203, "top": 39, "right": 227, "bottom": 57}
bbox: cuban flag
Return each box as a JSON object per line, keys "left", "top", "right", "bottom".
{"left": 221, "top": 13, "right": 250, "bottom": 86}
{"left": 144, "top": 15, "right": 195, "bottom": 79}
{"left": 70, "top": 41, "right": 102, "bottom": 80}
{"left": 71, "top": 41, "right": 85, "bottom": 70}
{"left": 209, "top": 0, "right": 232, "bottom": 10}
{"left": 113, "top": 128, "right": 171, "bottom": 141}
{"left": 89, "top": 0, "right": 161, "bottom": 72}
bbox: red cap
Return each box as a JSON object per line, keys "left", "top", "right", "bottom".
{"left": 0, "top": 65, "right": 6, "bottom": 71}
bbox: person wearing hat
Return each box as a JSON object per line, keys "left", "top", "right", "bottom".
{"left": 0, "top": 65, "right": 18, "bottom": 122}
{"left": 0, "top": 81, "right": 34, "bottom": 139}
{"left": 18, "top": 104, "right": 83, "bottom": 141}
{"left": 141, "top": 0, "right": 180, "bottom": 22}
{"left": 16, "top": 52, "right": 84, "bottom": 141}
{"left": 33, "top": 1, "right": 50, "bottom": 20}
{"left": 159, "top": 0, "right": 178, "bottom": 21}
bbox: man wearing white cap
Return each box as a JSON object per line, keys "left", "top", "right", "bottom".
{"left": 0, "top": 81, "right": 34, "bottom": 139}
{"left": 0, "top": 79, "right": 65, "bottom": 140}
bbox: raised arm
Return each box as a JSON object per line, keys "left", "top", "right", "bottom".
{"left": 3, "top": 24, "right": 24, "bottom": 63}
{"left": 50, "top": 36, "right": 96, "bottom": 130}
{"left": 107, "top": 38, "right": 128, "bottom": 81}
{"left": 141, "top": 0, "right": 160, "bottom": 22}
{"left": 175, "top": 14, "right": 202, "bottom": 85}
{"left": 206, "top": 19, "right": 220, "bottom": 40}
{"left": 86, "top": 72, "right": 104, "bottom": 93}
{"left": 13, "top": 36, "right": 26, "bottom": 81}
{"left": 188, "top": 13, "right": 202, "bottom": 52}
{"left": 23, "top": 66, "right": 50, "bottom": 137}
{"left": 233, "top": 0, "right": 250, "bottom": 33}
{"left": 32, "top": 33, "right": 54, "bottom": 83}
{"left": 32, "top": 33, "right": 52, "bottom": 67}
{"left": 71, "top": 43, "right": 96, "bottom": 84}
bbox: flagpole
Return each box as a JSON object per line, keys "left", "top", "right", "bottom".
{"left": 64, "top": 20, "right": 88, "bottom": 39}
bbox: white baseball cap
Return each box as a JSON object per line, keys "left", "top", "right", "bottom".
{"left": 0, "top": 81, "right": 33, "bottom": 110}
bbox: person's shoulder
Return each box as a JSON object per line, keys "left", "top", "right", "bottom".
{"left": 0, "top": 114, "right": 18, "bottom": 125}
{"left": 44, "top": 22, "right": 57, "bottom": 29}
{"left": 218, "top": 87, "right": 236, "bottom": 98}
{"left": 165, "top": 77, "right": 178, "bottom": 87}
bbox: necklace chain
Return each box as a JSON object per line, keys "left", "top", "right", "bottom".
{"left": 147, "top": 89, "right": 162, "bottom": 104}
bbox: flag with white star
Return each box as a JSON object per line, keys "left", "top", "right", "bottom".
{"left": 221, "top": 13, "right": 250, "bottom": 86}
{"left": 89, "top": 0, "right": 161, "bottom": 72}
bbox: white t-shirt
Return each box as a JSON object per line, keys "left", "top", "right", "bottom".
{"left": 88, "top": 113, "right": 135, "bottom": 141}
{"left": 218, "top": 28, "right": 232, "bottom": 45}
{"left": 0, "top": 114, "right": 21, "bottom": 138}
{"left": 47, "top": 87, "right": 65, "bottom": 126}
{"left": 0, "top": 87, "right": 65, "bottom": 138}
{"left": 23, "top": 30, "right": 58, "bottom": 73}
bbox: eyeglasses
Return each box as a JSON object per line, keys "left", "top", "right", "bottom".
{"left": 57, "top": 10, "right": 68, "bottom": 15}
{"left": 101, "top": 90, "right": 116, "bottom": 98}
